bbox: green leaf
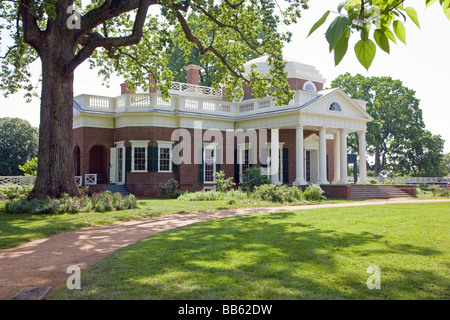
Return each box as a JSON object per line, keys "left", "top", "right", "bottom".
{"left": 374, "top": 29, "right": 390, "bottom": 53}
{"left": 443, "top": 0, "right": 450, "bottom": 20}
{"left": 405, "top": 7, "right": 420, "bottom": 28}
{"left": 355, "top": 39, "right": 376, "bottom": 70}
{"left": 384, "top": 28, "right": 397, "bottom": 44}
{"left": 325, "top": 16, "right": 350, "bottom": 51}
{"left": 393, "top": 20, "right": 406, "bottom": 44}
{"left": 426, "top": 0, "right": 439, "bottom": 7}
{"left": 308, "top": 11, "right": 330, "bottom": 37}
{"left": 337, "top": 1, "right": 347, "bottom": 13}
{"left": 334, "top": 29, "right": 350, "bottom": 65}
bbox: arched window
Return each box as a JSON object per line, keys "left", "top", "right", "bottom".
{"left": 329, "top": 102, "right": 341, "bottom": 111}
{"left": 303, "top": 81, "right": 317, "bottom": 92}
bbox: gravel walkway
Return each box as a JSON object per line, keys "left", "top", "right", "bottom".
{"left": 0, "top": 198, "right": 447, "bottom": 299}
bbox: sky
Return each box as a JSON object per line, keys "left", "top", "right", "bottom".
{"left": 0, "top": 0, "right": 449, "bottom": 152}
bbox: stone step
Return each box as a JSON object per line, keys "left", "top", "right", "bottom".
{"left": 106, "top": 184, "right": 132, "bottom": 196}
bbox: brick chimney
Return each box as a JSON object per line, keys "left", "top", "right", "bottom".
{"left": 149, "top": 74, "right": 157, "bottom": 93}
{"left": 185, "top": 64, "right": 202, "bottom": 85}
{"left": 120, "top": 83, "right": 136, "bottom": 95}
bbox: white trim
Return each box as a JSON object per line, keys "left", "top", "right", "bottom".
{"left": 203, "top": 145, "right": 217, "bottom": 184}
{"left": 157, "top": 141, "right": 173, "bottom": 173}
{"left": 203, "top": 186, "right": 217, "bottom": 191}
{"left": 130, "top": 140, "right": 149, "bottom": 173}
{"left": 303, "top": 81, "right": 317, "bottom": 92}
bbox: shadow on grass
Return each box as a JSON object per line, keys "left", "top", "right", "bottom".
{"left": 54, "top": 211, "right": 446, "bottom": 300}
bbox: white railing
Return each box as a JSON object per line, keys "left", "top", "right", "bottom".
{"left": 170, "top": 82, "right": 222, "bottom": 98}
{"left": 75, "top": 86, "right": 306, "bottom": 117}
{"left": 85, "top": 174, "right": 97, "bottom": 185}
{"left": 374, "top": 177, "right": 450, "bottom": 184}
{"left": 0, "top": 176, "right": 36, "bottom": 186}
{"left": 75, "top": 176, "right": 82, "bottom": 187}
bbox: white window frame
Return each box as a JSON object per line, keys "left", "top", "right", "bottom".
{"left": 329, "top": 102, "right": 342, "bottom": 112}
{"left": 263, "top": 142, "right": 284, "bottom": 181}
{"left": 158, "top": 141, "right": 174, "bottom": 173}
{"left": 130, "top": 140, "right": 149, "bottom": 173}
{"left": 238, "top": 143, "right": 252, "bottom": 183}
{"left": 303, "top": 81, "right": 317, "bottom": 92}
{"left": 203, "top": 143, "right": 217, "bottom": 184}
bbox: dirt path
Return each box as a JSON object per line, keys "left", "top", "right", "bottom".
{"left": 0, "top": 198, "right": 448, "bottom": 300}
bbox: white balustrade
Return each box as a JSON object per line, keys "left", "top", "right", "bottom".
{"left": 85, "top": 174, "right": 97, "bottom": 186}
{"left": 0, "top": 176, "right": 36, "bottom": 186}
{"left": 75, "top": 176, "right": 82, "bottom": 187}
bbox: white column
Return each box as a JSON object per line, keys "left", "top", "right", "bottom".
{"left": 293, "top": 126, "right": 306, "bottom": 185}
{"left": 271, "top": 128, "right": 282, "bottom": 185}
{"left": 358, "top": 131, "right": 368, "bottom": 184}
{"left": 333, "top": 131, "right": 341, "bottom": 184}
{"left": 317, "top": 127, "right": 329, "bottom": 184}
{"left": 339, "top": 129, "right": 348, "bottom": 184}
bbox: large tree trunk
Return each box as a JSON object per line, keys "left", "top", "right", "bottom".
{"left": 28, "top": 50, "right": 81, "bottom": 199}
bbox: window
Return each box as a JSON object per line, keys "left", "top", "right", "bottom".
{"left": 158, "top": 141, "right": 174, "bottom": 172}
{"left": 204, "top": 147, "right": 216, "bottom": 183}
{"left": 262, "top": 143, "right": 283, "bottom": 181}
{"left": 303, "top": 81, "right": 317, "bottom": 92}
{"left": 329, "top": 102, "right": 342, "bottom": 111}
{"left": 130, "top": 140, "right": 149, "bottom": 172}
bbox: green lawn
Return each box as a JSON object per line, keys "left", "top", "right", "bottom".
{"left": 0, "top": 197, "right": 381, "bottom": 250}
{"left": 51, "top": 202, "right": 449, "bottom": 300}
{"left": 0, "top": 199, "right": 252, "bottom": 250}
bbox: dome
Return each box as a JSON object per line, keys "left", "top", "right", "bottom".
{"left": 244, "top": 55, "right": 326, "bottom": 84}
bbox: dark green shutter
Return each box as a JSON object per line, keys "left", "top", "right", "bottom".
{"left": 215, "top": 148, "right": 221, "bottom": 172}
{"left": 148, "top": 146, "right": 158, "bottom": 172}
{"left": 198, "top": 148, "right": 204, "bottom": 183}
{"left": 234, "top": 149, "right": 239, "bottom": 185}
{"left": 125, "top": 147, "right": 132, "bottom": 172}
{"left": 282, "top": 148, "right": 289, "bottom": 184}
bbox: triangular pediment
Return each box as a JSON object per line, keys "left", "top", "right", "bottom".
{"left": 300, "top": 88, "right": 373, "bottom": 121}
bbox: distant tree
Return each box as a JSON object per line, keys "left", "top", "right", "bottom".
{"left": 18, "top": 157, "right": 38, "bottom": 176}
{"left": 0, "top": 118, "right": 38, "bottom": 176}
{"left": 331, "top": 73, "right": 446, "bottom": 176}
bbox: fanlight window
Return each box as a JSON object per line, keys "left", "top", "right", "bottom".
{"left": 329, "top": 102, "right": 341, "bottom": 111}
{"left": 303, "top": 81, "right": 316, "bottom": 92}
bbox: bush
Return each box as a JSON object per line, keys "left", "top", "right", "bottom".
{"left": 303, "top": 184, "right": 326, "bottom": 201}
{"left": 241, "top": 167, "right": 271, "bottom": 191}
{"left": 213, "top": 171, "right": 235, "bottom": 192}
{"left": 252, "top": 184, "right": 303, "bottom": 203}
{"left": 157, "top": 179, "right": 179, "bottom": 198}
{"left": 0, "top": 184, "right": 33, "bottom": 201}
{"left": 418, "top": 183, "right": 430, "bottom": 191}
{"left": 177, "top": 188, "right": 248, "bottom": 202}
{"left": 429, "top": 185, "right": 449, "bottom": 197}
{"left": 5, "top": 191, "right": 138, "bottom": 214}
{"left": 368, "top": 178, "right": 378, "bottom": 184}
{"left": 178, "top": 190, "right": 224, "bottom": 201}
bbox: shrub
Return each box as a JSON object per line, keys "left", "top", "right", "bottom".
{"left": 418, "top": 183, "right": 430, "bottom": 191}
{"left": 368, "top": 178, "right": 378, "bottom": 184}
{"left": 177, "top": 188, "right": 248, "bottom": 202}
{"left": 213, "top": 171, "right": 236, "bottom": 192}
{"left": 178, "top": 190, "right": 224, "bottom": 201}
{"left": 157, "top": 179, "right": 180, "bottom": 198}
{"left": 5, "top": 191, "right": 138, "bottom": 214}
{"left": 429, "top": 185, "right": 449, "bottom": 197}
{"left": 303, "top": 184, "right": 326, "bottom": 201}
{"left": 252, "top": 184, "right": 303, "bottom": 203}
{"left": 0, "top": 184, "right": 33, "bottom": 201}
{"left": 241, "top": 167, "right": 271, "bottom": 191}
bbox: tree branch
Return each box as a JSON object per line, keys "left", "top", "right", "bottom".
{"left": 67, "top": 2, "right": 151, "bottom": 73}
